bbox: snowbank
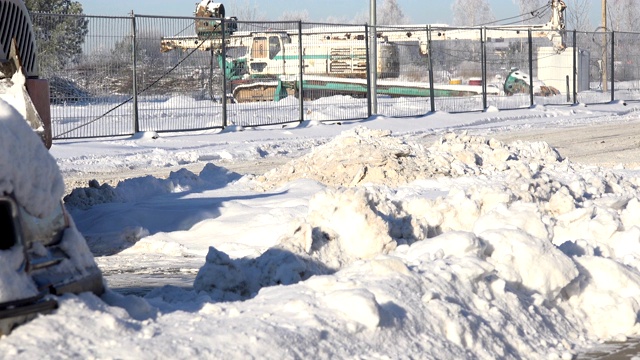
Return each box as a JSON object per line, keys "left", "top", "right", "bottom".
{"left": 0, "top": 99, "right": 64, "bottom": 217}
{"left": 16, "top": 119, "right": 640, "bottom": 358}
{"left": 187, "top": 128, "right": 640, "bottom": 356}
{"left": 253, "top": 126, "right": 563, "bottom": 190}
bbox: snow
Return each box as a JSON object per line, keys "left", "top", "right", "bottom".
{"left": 0, "top": 99, "right": 100, "bottom": 305}
{"left": 0, "top": 100, "right": 63, "bottom": 218}
{"left": 3, "top": 95, "right": 640, "bottom": 358}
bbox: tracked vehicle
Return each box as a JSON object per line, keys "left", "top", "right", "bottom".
{"left": 0, "top": 0, "right": 104, "bottom": 335}
{"left": 160, "top": 0, "right": 567, "bottom": 102}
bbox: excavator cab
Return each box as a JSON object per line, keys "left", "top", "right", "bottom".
{"left": 195, "top": 0, "right": 237, "bottom": 40}
{"left": 247, "top": 33, "right": 289, "bottom": 74}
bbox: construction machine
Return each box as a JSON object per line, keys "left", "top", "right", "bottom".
{"left": 162, "top": 0, "right": 567, "bottom": 102}
{"left": 0, "top": 0, "right": 105, "bottom": 335}
{"left": 162, "top": 1, "right": 401, "bottom": 102}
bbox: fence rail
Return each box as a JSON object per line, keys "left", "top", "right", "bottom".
{"left": 27, "top": 12, "right": 640, "bottom": 141}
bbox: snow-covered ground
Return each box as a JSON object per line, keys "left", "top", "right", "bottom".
{"left": 3, "top": 97, "right": 640, "bottom": 359}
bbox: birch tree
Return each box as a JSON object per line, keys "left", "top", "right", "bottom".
{"left": 279, "top": 10, "right": 310, "bottom": 22}
{"left": 512, "top": 0, "right": 548, "bottom": 25}
{"left": 566, "top": 0, "right": 593, "bottom": 31}
{"left": 607, "top": 0, "right": 640, "bottom": 81}
{"left": 352, "top": 0, "right": 410, "bottom": 25}
{"left": 378, "top": 0, "right": 410, "bottom": 25}
{"left": 452, "top": 0, "right": 495, "bottom": 26}
{"left": 607, "top": 0, "right": 640, "bottom": 32}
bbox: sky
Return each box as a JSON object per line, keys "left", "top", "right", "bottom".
{"left": 80, "top": 0, "right": 604, "bottom": 29}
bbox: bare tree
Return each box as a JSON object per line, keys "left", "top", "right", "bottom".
{"left": 379, "top": 0, "right": 410, "bottom": 25}
{"left": 607, "top": 0, "right": 640, "bottom": 32}
{"left": 604, "top": 0, "right": 640, "bottom": 82}
{"left": 279, "top": 10, "right": 310, "bottom": 22}
{"left": 452, "top": 0, "right": 495, "bottom": 26}
{"left": 565, "top": 0, "right": 593, "bottom": 31}
{"left": 225, "top": 0, "right": 266, "bottom": 22}
{"left": 351, "top": 0, "right": 410, "bottom": 25}
{"left": 563, "top": 0, "right": 593, "bottom": 59}
{"left": 512, "top": 0, "right": 548, "bottom": 25}
{"left": 351, "top": 10, "right": 368, "bottom": 25}
{"left": 324, "top": 15, "right": 354, "bottom": 24}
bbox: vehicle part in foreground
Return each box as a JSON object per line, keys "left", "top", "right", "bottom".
{"left": 0, "top": 0, "right": 52, "bottom": 148}
{"left": 0, "top": 98, "right": 104, "bottom": 336}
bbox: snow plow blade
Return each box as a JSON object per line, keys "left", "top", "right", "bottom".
{"left": 0, "top": 194, "right": 105, "bottom": 336}
{"left": 0, "top": 295, "right": 58, "bottom": 336}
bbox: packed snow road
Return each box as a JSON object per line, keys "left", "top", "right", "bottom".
{"left": 60, "top": 114, "right": 640, "bottom": 194}
{"left": 492, "top": 120, "right": 640, "bottom": 169}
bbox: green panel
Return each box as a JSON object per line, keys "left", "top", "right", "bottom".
{"left": 297, "top": 80, "right": 477, "bottom": 98}
{"left": 273, "top": 54, "right": 328, "bottom": 61}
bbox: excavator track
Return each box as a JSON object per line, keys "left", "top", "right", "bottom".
{"left": 231, "top": 81, "right": 295, "bottom": 103}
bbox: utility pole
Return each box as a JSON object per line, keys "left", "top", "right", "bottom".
{"left": 369, "top": 0, "right": 377, "bottom": 114}
{"left": 602, "top": 0, "right": 608, "bottom": 92}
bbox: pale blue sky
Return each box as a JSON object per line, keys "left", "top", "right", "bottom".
{"left": 80, "top": 0, "right": 603, "bottom": 30}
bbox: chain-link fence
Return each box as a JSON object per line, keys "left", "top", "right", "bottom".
{"left": 27, "top": 11, "right": 640, "bottom": 141}
{"left": 30, "top": 13, "right": 136, "bottom": 138}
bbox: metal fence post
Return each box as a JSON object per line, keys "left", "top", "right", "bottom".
{"left": 209, "top": 47, "right": 215, "bottom": 103}
{"left": 221, "top": 18, "right": 228, "bottom": 128}
{"left": 573, "top": 30, "right": 577, "bottom": 104}
{"left": 131, "top": 12, "right": 139, "bottom": 133}
{"left": 298, "top": 21, "right": 304, "bottom": 123}
{"left": 481, "top": 27, "right": 487, "bottom": 110}
{"left": 369, "top": 22, "right": 377, "bottom": 114}
{"left": 365, "top": 25, "right": 372, "bottom": 117}
{"left": 611, "top": 30, "right": 615, "bottom": 102}
{"left": 528, "top": 29, "right": 534, "bottom": 107}
{"left": 427, "top": 25, "right": 435, "bottom": 113}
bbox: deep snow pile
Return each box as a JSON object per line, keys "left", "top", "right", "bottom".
{"left": 63, "top": 164, "right": 240, "bottom": 210}
{"left": 194, "top": 126, "right": 640, "bottom": 352}
{"left": 0, "top": 100, "right": 64, "bottom": 218}
{"left": 0, "top": 100, "right": 99, "bottom": 304}
{"left": 253, "top": 126, "right": 564, "bottom": 190}
{"left": 50, "top": 124, "right": 640, "bottom": 358}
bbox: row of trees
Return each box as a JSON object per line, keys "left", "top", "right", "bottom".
{"left": 453, "top": 0, "right": 640, "bottom": 32}
{"left": 26, "top": 0, "right": 640, "bottom": 78}
{"left": 227, "top": 0, "right": 640, "bottom": 32}
{"left": 226, "top": 0, "right": 411, "bottom": 25}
